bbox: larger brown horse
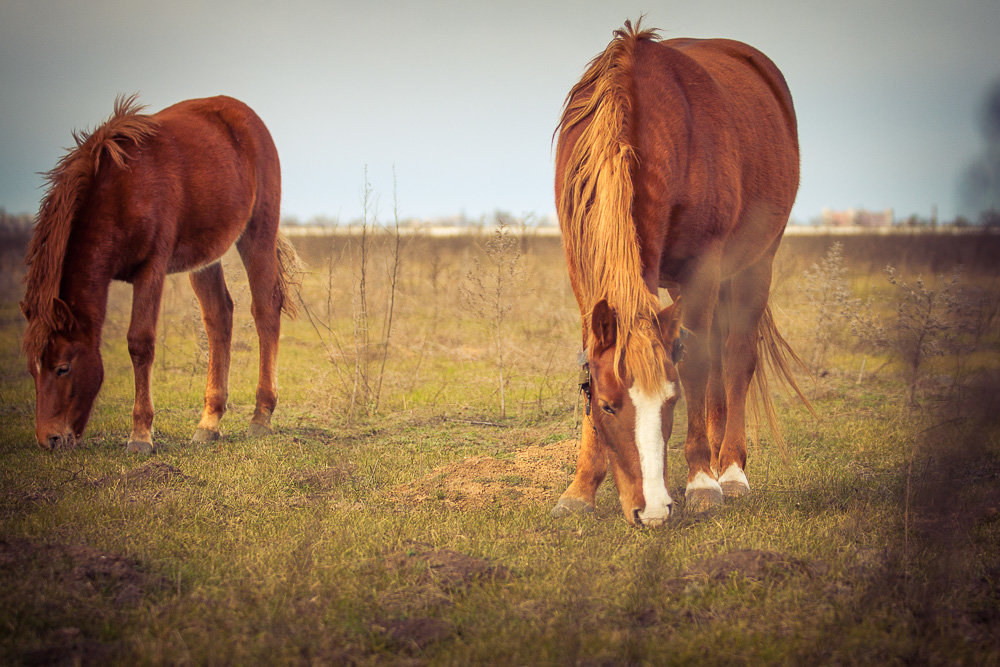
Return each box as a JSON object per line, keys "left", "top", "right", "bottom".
{"left": 553, "top": 22, "right": 807, "bottom": 525}
{"left": 21, "top": 95, "right": 300, "bottom": 454}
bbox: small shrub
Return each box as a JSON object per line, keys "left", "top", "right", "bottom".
{"left": 852, "top": 267, "right": 966, "bottom": 405}
{"left": 801, "top": 242, "right": 856, "bottom": 372}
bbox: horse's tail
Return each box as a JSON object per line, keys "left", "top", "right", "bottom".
{"left": 275, "top": 232, "right": 303, "bottom": 319}
{"left": 749, "top": 304, "right": 815, "bottom": 459}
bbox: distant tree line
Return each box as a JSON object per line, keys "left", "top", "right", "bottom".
{"left": 0, "top": 208, "right": 33, "bottom": 250}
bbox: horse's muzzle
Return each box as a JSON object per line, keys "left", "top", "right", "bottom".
{"left": 632, "top": 504, "right": 672, "bottom": 527}
{"left": 40, "top": 431, "right": 76, "bottom": 450}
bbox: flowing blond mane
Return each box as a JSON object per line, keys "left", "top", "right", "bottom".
{"left": 556, "top": 20, "right": 667, "bottom": 391}
{"left": 22, "top": 94, "right": 159, "bottom": 359}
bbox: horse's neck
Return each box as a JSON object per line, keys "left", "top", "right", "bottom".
{"left": 59, "top": 245, "right": 113, "bottom": 346}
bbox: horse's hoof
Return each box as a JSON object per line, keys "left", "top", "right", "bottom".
{"left": 126, "top": 440, "right": 155, "bottom": 455}
{"left": 720, "top": 480, "right": 751, "bottom": 498}
{"left": 719, "top": 464, "right": 751, "bottom": 498}
{"left": 247, "top": 422, "right": 272, "bottom": 438}
{"left": 685, "top": 486, "right": 723, "bottom": 513}
{"left": 191, "top": 428, "right": 220, "bottom": 444}
{"left": 551, "top": 496, "right": 596, "bottom": 518}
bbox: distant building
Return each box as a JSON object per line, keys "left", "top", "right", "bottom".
{"left": 820, "top": 207, "right": 894, "bottom": 227}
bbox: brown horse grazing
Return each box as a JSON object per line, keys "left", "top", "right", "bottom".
{"left": 552, "top": 22, "right": 808, "bottom": 525}
{"left": 21, "top": 95, "right": 300, "bottom": 454}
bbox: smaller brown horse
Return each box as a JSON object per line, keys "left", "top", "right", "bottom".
{"left": 21, "top": 95, "right": 300, "bottom": 453}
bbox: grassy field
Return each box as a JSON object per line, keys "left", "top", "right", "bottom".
{"left": 1, "top": 229, "right": 999, "bottom": 664}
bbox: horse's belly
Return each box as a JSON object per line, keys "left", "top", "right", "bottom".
{"left": 167, "top": 217, "right": 247, "bottom": 274}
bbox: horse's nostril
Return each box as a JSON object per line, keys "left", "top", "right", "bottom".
{"left": 46, "top": 434, "right": 61, "bottom": 449}
{"left": 632, "top": 507, "right": 643, "bottom": 525}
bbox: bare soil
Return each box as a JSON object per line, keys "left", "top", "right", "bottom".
{"left": 390, "top": 438, "right": 577, "bottom": 510}
{"left": 0, "top": 537, "right": 166, "bottom": 605}
{"left": 665, "top": 548, "right": 827, "bottom": 594}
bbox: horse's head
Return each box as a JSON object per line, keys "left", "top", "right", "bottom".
{"left": 585, "top": 298, "right": 684, "bottom": 526}
{"left": 21, "top": 298, "right": 104, "bottom": 449}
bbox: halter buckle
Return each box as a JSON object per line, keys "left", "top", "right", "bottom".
{"left": 577, "top": 350, "right": 592, "bottom": 416}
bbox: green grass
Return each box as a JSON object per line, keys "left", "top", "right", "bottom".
{"left": 1, "top": 233, "right": 999, "bottom": 664}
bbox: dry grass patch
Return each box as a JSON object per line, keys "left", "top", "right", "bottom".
{"left": 366, "top": 539, "right": 513, "bottom": 654}
{"left": 389, "top": 438, "right": 577, "bottom": 509}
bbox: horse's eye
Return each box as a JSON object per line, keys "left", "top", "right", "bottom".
{"left": 55, "top": 364, "right": 71, "bottom": 377}
{"left": 601, "top": 402, "right": 616, "bottom": 416}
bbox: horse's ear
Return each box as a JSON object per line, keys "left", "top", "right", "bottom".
{"left": 19, "top": 301, "right": 31, "bottom": 321}
{"left": 657, "top": 296, "right": 683, "bottom": 343}
{"left": 51, "top": 297, "right": 76, "bottom": 332}
{"left": 590, "top": 299, "right": 617, "bottom": 354}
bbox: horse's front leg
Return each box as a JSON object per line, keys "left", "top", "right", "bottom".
{"left": 552, "top": 412, "right": 607, "bottom": 516}
{"left": 125, "top": 266, "right": 165, "bottom": 454}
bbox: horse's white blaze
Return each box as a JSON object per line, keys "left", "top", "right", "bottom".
{"left": 718, "top": 462, "right": 750, "bottom": 490}
{"left": 629, "top": 381, "right": 676, "bottom": 523}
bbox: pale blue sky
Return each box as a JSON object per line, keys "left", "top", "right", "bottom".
{"left": 2, "top": 1, "right": 998, "bottom": 223}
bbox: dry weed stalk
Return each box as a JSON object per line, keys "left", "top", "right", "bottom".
{"left": 461, "top": 217, "right": 525, "bottom": 419}
{"left": 801, "top": 242, "right": 856, "bottom": 372}
{"left": 373, "top": 167, "right": 403, "bottom": 413}
{"left": 348, "top": 170, "right": 374, "bottom": 420}
{"left": 296, "top": 167, "right": 403, "bottom": 421}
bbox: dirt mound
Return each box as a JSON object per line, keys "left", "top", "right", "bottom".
{"left": 0, "top": 485, "right": 57, "bottom": 520}
{"left": 381, "top": 542, "right": 511, "bottom": 592}
{"left": 0, "top": 537, "right": 167, "bottom": 606}
{"left": 1, "top": 537, "right": 168, "bottom": 664}
{"left": 666, "top": 549, "right": 827, "bottom": 594}
{"left": 370, "top": 540, "right": 511, "bottom": 653}
{"left": 92, "top": 461, "right": 193, "bottom": 487}
{"left": 289, "top": 463, "right": 355, "bottom": 492}
{"left": 390, "top": 439, "right": 577, "bottom": 510}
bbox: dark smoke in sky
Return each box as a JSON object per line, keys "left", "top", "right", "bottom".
{"left": 959, "top": 79, "right": 1000, "bottom": 220}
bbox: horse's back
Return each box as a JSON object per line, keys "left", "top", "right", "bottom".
{"left": 110, "top": 96, "right": 280, "bottom": 276}
{"left": 630, "top": 38, "right": 799, "bottom": 280}
{"left": 656, "top": 39, "right": 795, "bottom": 132}
{"left": 155, "top": 96, "right": 278, "bottom": 160}
{"left": 150, "top": 95, "right": 279, "bottom": 196}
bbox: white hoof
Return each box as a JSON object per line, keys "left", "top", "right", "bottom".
{"left": 685, "top": 471, "right": 723, "bottom": 512}
{"left": 719, "top": 463, "right": 751, "bottom": 497}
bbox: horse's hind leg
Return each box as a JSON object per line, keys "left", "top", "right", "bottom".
{"left": 679, "top": 253, "right": 724, "bottom": 511}
{"left": 125, "top": 263, "right": 166, "bottom": 454}
{"left": 706, "top": 283, "right": 731, "bottom": 477}
{"left": 189, "top": 263, "right": 234, "bottom": 443}
{"left": 237, "top": 232, "right": 283, "bottom": 437}
{"left": 717, "top": 255, "right": 775, "bottom": 497}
